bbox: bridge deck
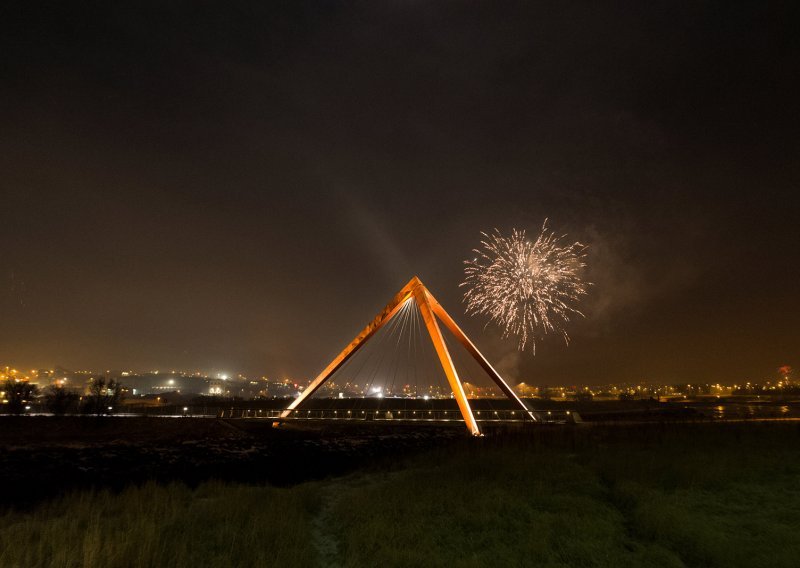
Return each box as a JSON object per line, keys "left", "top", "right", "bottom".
{"left": 232, "top": 408, "right": 574, "bottom": 424}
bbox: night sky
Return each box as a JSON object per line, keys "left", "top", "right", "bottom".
{"left": 1, "top": 1, "right": 798, "bottom": 385}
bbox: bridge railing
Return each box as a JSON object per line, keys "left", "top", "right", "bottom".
{"left": 227, "top": 408, "right": 573, "bottom": 423}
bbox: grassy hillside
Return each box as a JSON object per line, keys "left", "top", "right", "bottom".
{"left": 2, "top": 422, "right": 799, "bottom": 567}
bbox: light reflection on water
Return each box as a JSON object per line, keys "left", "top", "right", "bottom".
{"left": 704, "top": 402, "right": 798, "bottom": 420}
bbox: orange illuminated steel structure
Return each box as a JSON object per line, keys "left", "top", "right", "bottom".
{"left": 278, "top": 276, "right": 537, "bottom": 436}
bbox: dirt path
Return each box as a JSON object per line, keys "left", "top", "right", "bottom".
{"left": 310, "top": 470, "right": 407, "bottom": 567}
{"left": 310, "top": 482, "right": 344, "bottom": 568}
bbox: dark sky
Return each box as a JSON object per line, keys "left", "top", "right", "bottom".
{"left": 1, "top": 1, "right": 798, "bottom": 385}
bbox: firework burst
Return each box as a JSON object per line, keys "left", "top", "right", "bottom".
{"left": 461, "top": 221, "right": 589, "bottom": 353}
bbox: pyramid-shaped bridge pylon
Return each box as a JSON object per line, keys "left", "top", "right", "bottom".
{"left": 279, "top": 276, "right": 537, "bottom": 436}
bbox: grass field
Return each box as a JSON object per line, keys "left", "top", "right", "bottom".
{"left": 2, "top": 422, "right": 799, "bottom": 567}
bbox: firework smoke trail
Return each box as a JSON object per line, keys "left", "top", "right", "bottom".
{"left": 461, "top": 222, "right": 589, "bottom": 353}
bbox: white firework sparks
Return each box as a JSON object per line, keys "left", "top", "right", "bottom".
{"left": 461, "top": 221, "right": 589, "bottom": 353}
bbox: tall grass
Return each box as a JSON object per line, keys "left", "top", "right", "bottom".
{"left": 0, "top": 481, "right": 320, "bottom": 568}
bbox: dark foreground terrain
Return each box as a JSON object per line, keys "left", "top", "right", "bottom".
{"left": 0, "top": 416, "right": 463, "bottom": 507}
{"left": 1, "top": 418, "right": 799, "bottom": 567}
